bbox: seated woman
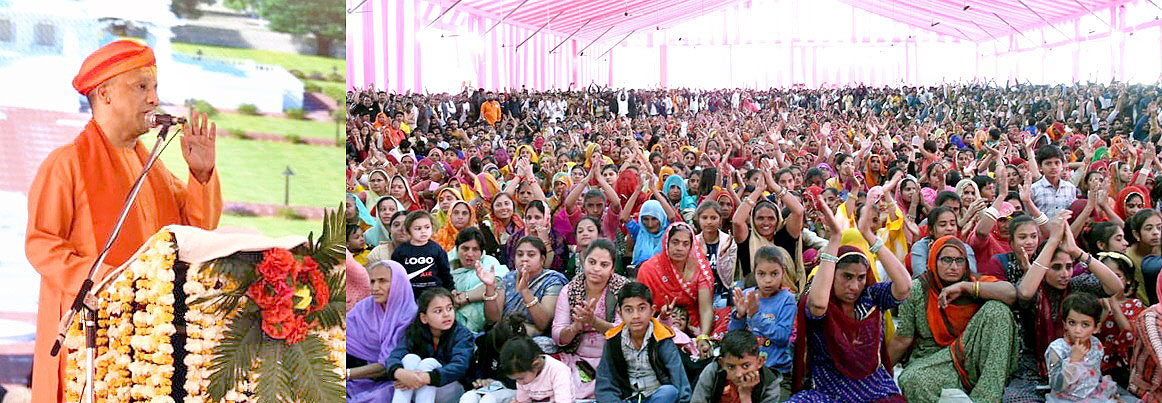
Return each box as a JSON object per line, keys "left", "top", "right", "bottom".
{"left": 553, "top": 238, "right": 631, "bottom": 400}
{"left": 563, "top": 216, "right": 620, "bottom": 279}
{"left": 506, "top": 200, "right": 567, "bottom": 273}
{"left": 636, "top": 222, "right": 721, "bottom": 339}
{"left": 346, "top": 260, "right": 418, "bottom": 403}
{"left": 447, "top": 227, "right": 509, "bottom": 333}
{"left": 1129, "top": 278, "right": 1162, "bottom": 400}
{"left": 621, "top": 174, "right": 681, "bottom": 267}
{"left": 733, "top": 180, "right": 806, "bottom": 293}
{"left": 892, "top": 236, "right": 1019, "bottom": 402}
{"left": 480, "top": 236, "right": 568, "bottom": 349}
{"left": 789, "top": 195, "right": 912, "bottom": 402}
{"left": 366, "top": 196, "right": 405, "bottom": 247}
{"left": 434, "top": 200, "right": 475, "bottom": 251}
{"left": 1005, "top": 218, "right": 1123, "bottom": 402}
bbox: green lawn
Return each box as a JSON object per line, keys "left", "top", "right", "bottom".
{"left": 213, "top": 112, "right": 341, "bottom": 140}
{"left": 157, "top": 135, "right": 342, "bottom": 208}
{"left": 219, "top": 215, "right": 324, "bottom": 238}
{"left": 172, "top": 42, "right": 344, "bottom": 78}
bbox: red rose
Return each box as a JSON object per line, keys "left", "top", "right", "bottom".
{"left": 283, "top": 317, "right": 309, "bottom": 344}
{"left": 256, "top": 249, "right": 296, "bottom": 282}
{"left": 301, "top": 268, "right": 330, "bottom": 314}
{"left": 261, "top": 318, "right": 292, "bottom": 340}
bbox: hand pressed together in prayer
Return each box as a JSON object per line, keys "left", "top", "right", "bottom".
{"left": 182, "top": 110, "right": 217, "bottom": 183}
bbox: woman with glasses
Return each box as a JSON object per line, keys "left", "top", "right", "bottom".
{"left": 890, "top": 236, "right": 1020, "bottom": 402}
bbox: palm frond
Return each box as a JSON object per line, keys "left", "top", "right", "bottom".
{"left": 207, "top": 315, "right": 262, "bottom": 402}
{"left": 255, "top": 341, "right": 287, "bottom": 403}
{"left": 283, "top": 335, "right": 345, "bottom": 403}
{"left": 308, "top": 204, "right": 346, "bottom": 272}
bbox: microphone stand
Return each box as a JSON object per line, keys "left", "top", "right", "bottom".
{"left": 49, "top": 122, "right": 178, "bottom": 403}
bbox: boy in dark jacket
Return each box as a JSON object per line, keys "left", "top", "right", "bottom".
{"left": 691, "top": 329, "right": 782, "bottom": 403}
{"left": 595, "top": 282, "right": 692, "bottom": 403}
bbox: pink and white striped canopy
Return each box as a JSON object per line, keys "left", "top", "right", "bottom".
{"left": 437, "top": 0, "right": 1129, "bottom": 44}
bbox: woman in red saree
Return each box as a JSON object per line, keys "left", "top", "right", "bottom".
{"left": 635, "top": 221, "right": 729, "bottom": 339}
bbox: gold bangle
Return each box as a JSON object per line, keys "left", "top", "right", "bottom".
{"left": 483, "top": 292, "right": 498, "bottom": 301}
{"left": 523, "top": 296, "right": 540, "bottom": 308}
{"left": 973, "top": 281, "right": 981, "bottom": 298}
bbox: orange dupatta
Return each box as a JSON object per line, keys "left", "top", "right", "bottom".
{"left": 77, "top": 120, "right": 182, "bottom": 265}
{"left": 925, "top": 236, "right": 996, "bottom": 347}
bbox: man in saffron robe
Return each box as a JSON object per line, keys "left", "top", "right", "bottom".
{"left": 24, "top": 40, "right": 223, "bottom": 402}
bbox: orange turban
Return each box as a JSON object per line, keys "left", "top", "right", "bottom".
{"left": 72, "top": 40, "right": 156, "bottom": 95}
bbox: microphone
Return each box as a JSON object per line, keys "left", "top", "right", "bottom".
{"left": 149, "top": 113, "right": 187, "bottom": 128}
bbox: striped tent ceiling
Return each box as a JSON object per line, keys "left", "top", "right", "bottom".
{"left": 419, "top": 0, "right": 1129, "bottom": 43}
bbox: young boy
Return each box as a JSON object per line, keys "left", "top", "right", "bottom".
{"left": 691, "top": 329, "right": 782, "bottom": 403}
{"left": 728, "top": 246, "right": 796, "bottom": 377}
{"left": 595, "top": 282, "right": 692, "bottom": 403}
{"left": 1031, "top": 144, "right": 1076, "bottom": 219}
{"left": 1045, "top": 292, "right": 1120, "bottom": 402}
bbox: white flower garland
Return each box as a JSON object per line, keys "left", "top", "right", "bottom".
{"left": 66, "top": 231, "right": 177, "bottom": 402}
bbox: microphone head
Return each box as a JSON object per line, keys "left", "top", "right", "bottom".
{"left": 148, "top": 113, "right": 187, "bottom": 127}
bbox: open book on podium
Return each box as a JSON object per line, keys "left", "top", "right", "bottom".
{"left": 63, "top": 223, "right": 346, "bottom": 402}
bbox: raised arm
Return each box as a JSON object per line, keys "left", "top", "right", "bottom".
{"left": 1017, "top": 218, "right": 1064, "bottom": 301}
{"left": 732, "top": 181, "right": 766, "bottom": 243}
{"left": 563, "top": 168, "right": 595, "bottom": 215}
{"left": 807, "top": 192, "right": 844, "bottom": 317}
{"left": 857, "top": 202, "right": 912, "bottom": 301}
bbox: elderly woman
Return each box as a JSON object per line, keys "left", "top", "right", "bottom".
{"left": 892, "top": 236, "right": 1019, "bottom": 402}
{"left": 346, "top": 261, "right": 418, "bottom": 403}
{"left": 552, "top": 239, "right": 630, "bottom": 400}
{"left": 636, "top": 222, "right": 723, "bottom": 339}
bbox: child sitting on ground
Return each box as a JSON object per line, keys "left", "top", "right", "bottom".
{"left": 691, "top": 329, "right": 783, "bottom": 403}
{"left": 1045, "top": 292, "right": 1122, "bottom": 402}
{"left": 499, "top": 336, "right": 574, "bottom": 403}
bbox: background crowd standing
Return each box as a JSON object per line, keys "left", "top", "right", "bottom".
{"left": 344, "top": 80, "right": 1162, "bottom": 403}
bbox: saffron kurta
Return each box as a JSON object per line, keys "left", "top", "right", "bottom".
{"left": 25, "top": 121, "right": 222, "bottom": 402}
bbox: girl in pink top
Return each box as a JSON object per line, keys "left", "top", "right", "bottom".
{"left": 500, "top": 337, "right": 574, "bottom": 403}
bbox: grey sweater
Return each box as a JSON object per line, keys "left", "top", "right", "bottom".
{"left": 691, "top": 360, "right": 782, "bottom": 403}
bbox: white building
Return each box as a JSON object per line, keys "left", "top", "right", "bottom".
{"left": 0, "top": 0, "right": 303, "bottom": 113}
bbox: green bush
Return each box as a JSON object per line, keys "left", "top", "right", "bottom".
{"left": 276, "top": 207, "right": 307, "bottom": 220}
{"left": 228, "top": 128, "right": 251, "bottom": 139}
{"left": 285, "top": 108, "right": 307, "bottom": 120}
{"left": 237, "top": 103, "right": 260, "bottom": 116}
{"left": 304, "top": 82, "right": 322, "bottom": 93}
{"left": 331, "top": 108, "right": 345, "bottom": 122}
{"left": 191, "top": 99, "right": 217, "bottom": 117}
{"left": 308, "top": 71, "right": 326, "bottom": 81}
{"left": 285, "top": 133, "right": 308, "bottom": 144}
{"left": 327, "top": 72, "right": 344, "bottom": 83}
{"left": 288, "top": 69, "right": 306, "bottom": 79}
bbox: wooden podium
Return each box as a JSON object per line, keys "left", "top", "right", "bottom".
{"left": 63, "top": 225, "right": 346, "bottom": 403}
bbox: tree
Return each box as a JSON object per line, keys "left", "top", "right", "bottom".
{"left": 171, "top": 0, "right": 215, "bottom": 19}
{"left": 226, "top": 0, "right": 344, "bottom": 57}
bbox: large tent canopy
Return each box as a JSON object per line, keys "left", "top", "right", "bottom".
{"left": 348, "top": 0, "right": 1162, "bottom": 92}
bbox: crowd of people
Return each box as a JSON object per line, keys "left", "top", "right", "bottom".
{"left": 344, "top": 81, "right": 1162, "bottom": 403}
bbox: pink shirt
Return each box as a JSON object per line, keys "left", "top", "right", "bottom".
{"left": 345, "top": 253, "right": 371, "bottom": 312}
{"left": 516, "top": 355, "right": 574, "bottom": 403}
